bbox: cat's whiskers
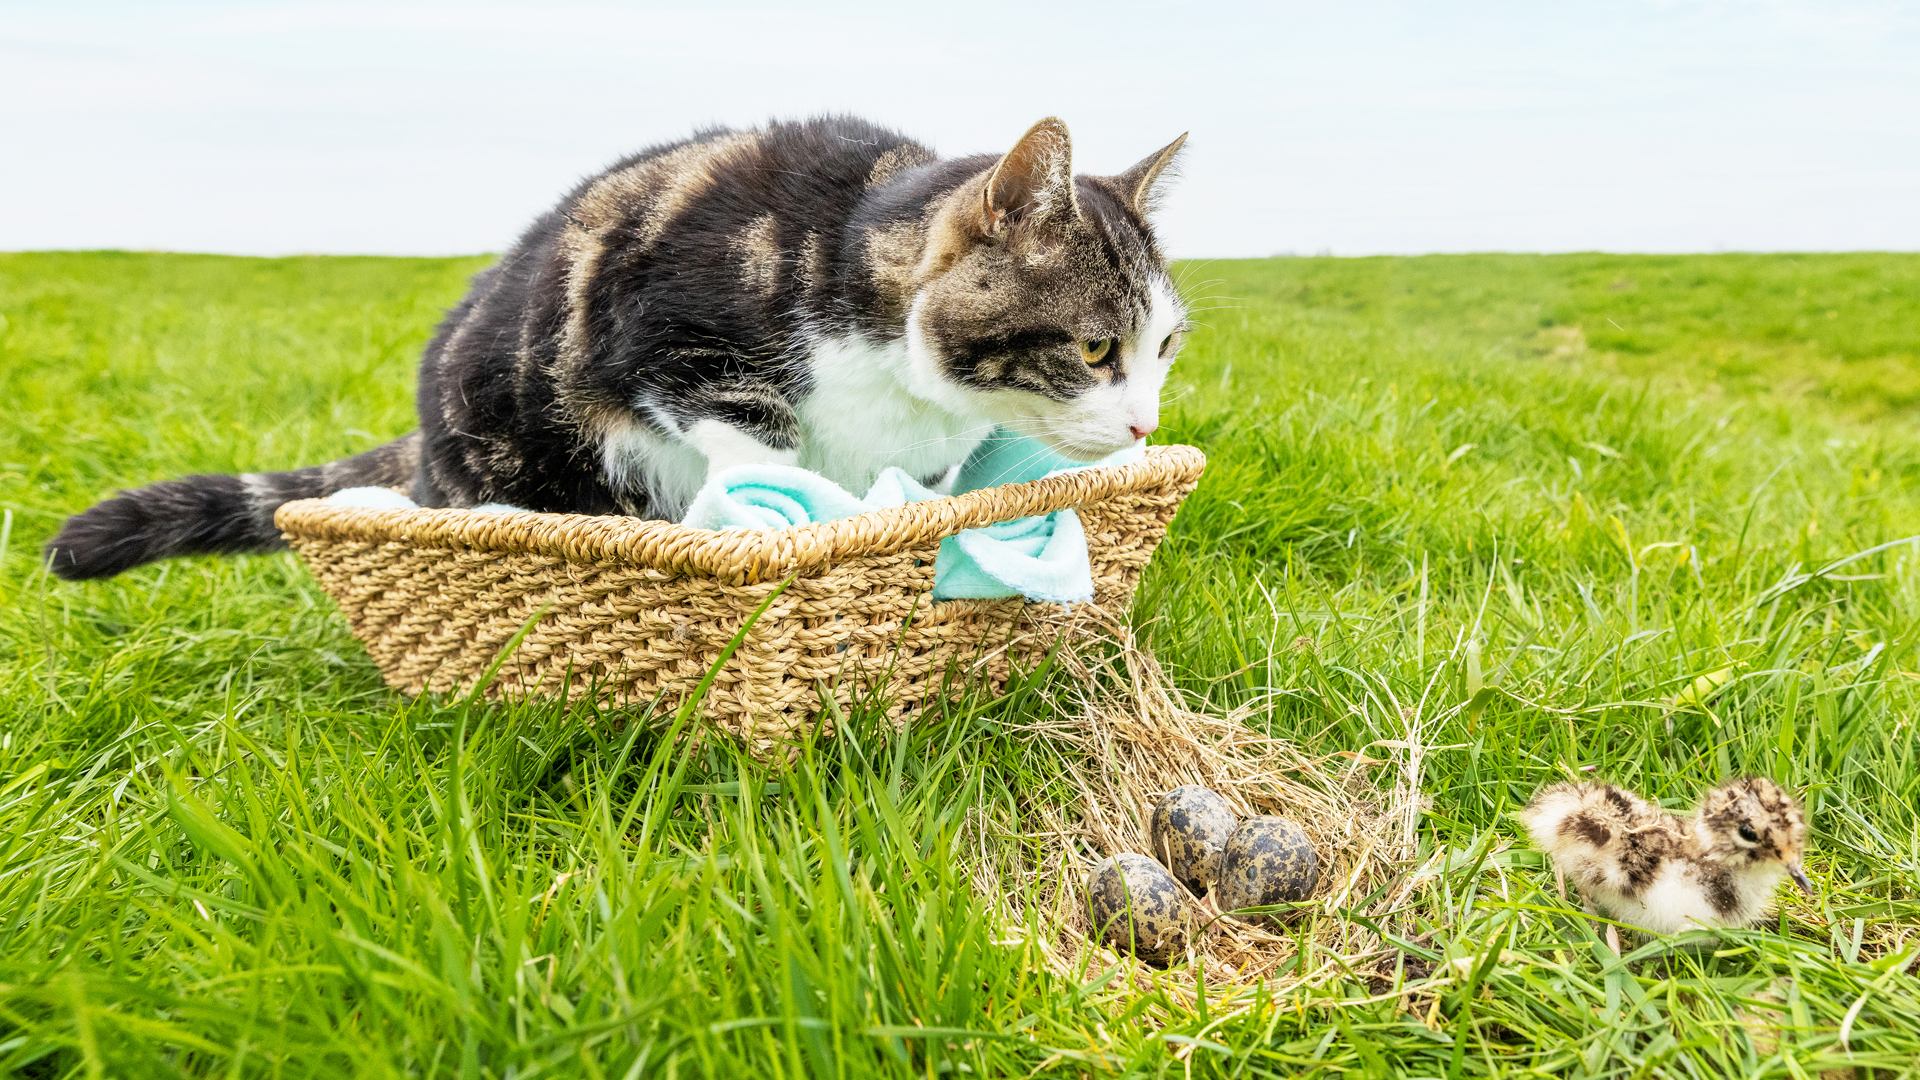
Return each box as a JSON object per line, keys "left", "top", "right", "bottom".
{"left": 1177, "top": 299, "right": 1242, "bottom": 316}
{"left": 875, "top": 420, "right": 1005, "bottom": 461}
{"left": 997, "top": 415, "right": 1135, "bottom": 467}
{"left": 1170, "top": 260, "right": 1222, "bottom": 293}
{"left": 1174, "top": 288, "right": 1234, "bottom": 307}
{"left": 1004, "top": 413, "right": 1083, "bottom": 439}
{"left": 1172, "top": 278, "right": 1233, "bottom": 299}
{"left": 1002, "top": 417, "right": 1088, "bottom": 450}
{"left": 993, "top": 440, "right": 1083, "bottom": 479}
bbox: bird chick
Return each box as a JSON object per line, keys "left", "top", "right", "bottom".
{"left": 1521, "top": 777, "right": 1811, "bottom": 945}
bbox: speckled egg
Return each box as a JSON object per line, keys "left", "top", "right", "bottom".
{"left": 1214, "top": 817, "right": 1320, "bottom": 923}
{"left": 1148, "top": 785, "right": 1237, "bottom": 896}
{"left": 1085, "top": 853, "right": 1191, "bottom": 967}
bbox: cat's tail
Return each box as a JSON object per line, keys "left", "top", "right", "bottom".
{"left": 43, "top": 432, "right": 422, "bottom": 580}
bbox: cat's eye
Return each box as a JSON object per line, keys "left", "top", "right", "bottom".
{"left": 1737, "top": 825, "right": 1760, "bottom": 844}
{"left": 1158, "top": 332, "right": 1183, "bottom": 360}
{"left": 1080, "top": 339, "right": 1114, "bottom": 365}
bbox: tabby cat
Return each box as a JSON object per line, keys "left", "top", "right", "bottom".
{"left": 47, "top": 116, "right": 1189, "bottom": 580}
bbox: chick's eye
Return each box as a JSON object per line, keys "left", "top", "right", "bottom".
{"left": 1079, "top": 339, "right": 1113, "bottom": 364}
{"left": 1737, "top": 825, "right": 1760, "bottom": 844}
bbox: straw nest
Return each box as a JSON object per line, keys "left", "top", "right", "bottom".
{"left": 964, "top": 613, "right": 1435, "bottom": 1003}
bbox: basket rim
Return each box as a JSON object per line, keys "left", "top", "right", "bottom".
{"left": 275, "top": 443, "right": 1206, "bottom": 584}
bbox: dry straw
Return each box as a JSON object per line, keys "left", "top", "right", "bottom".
{"left": 968, "top": 611, "right": 1431, "bottom": 1005}
{"left": 276, "top": 445, "right": 1206, "bottom": 758}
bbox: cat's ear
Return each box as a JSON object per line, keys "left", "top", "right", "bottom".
{"left": 1107, "top": 133, "right": 1188, "bottom": 218}
{"left": 982, "top": 117, "right": 1079, "bottom": 237}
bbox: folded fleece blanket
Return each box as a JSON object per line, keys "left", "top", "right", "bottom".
{"left": 325, "top": 428, "right": 1141, "bottom": 604}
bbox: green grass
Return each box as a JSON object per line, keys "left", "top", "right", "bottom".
{"left": 3, "top": 249, "right": 1919, "bottom": 1077}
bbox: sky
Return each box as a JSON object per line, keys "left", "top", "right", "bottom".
{"left": 2, "top": 0, "right": 1917, "bottom": 259}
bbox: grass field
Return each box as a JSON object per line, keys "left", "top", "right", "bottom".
{"left": 3, "top": 249, "right": 1919, "bottom": 1077}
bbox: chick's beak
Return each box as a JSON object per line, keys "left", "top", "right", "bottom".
{"left": 1787, "top": 864, "right": 1813, "bottom": 895}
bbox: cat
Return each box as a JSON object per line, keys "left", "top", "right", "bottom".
{"left": 46, "top": 115, "right": 1189, "bottom": 580}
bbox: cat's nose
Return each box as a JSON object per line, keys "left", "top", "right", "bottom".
{"left": 1129, "top": 422, "right": 1157, "bottom": 441}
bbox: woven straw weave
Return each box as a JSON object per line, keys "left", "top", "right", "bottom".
{"left": 276, "top": 444, "right": 1205, "bottom": 752}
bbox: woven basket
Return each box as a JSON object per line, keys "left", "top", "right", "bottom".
{"left": 276, "top": 444, "right": 1205, "bottom": 752}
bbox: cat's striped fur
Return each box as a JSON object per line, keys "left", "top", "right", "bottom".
{"left": 47, "top": 116, "right": 1188, "bottom": 579}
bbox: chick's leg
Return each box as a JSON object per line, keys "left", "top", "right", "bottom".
{"left": 1579, "top": 893, "right": 1620, "bottom": 954}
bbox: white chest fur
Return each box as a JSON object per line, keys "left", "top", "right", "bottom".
{"left": 794, "top": 333, "right": 993, "bottom": 492}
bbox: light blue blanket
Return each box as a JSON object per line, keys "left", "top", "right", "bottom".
{"left": 684, "top": 429, "right": 1142, "bottom": 603}
{"left": 326, "top": 428, "right": 1141, "bottom": 604}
